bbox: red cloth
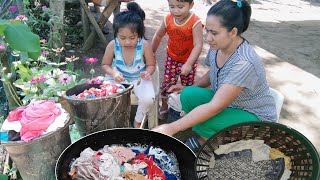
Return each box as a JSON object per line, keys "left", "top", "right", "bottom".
{"left": 77, "top": 84, "right": 120, "bottom": 99}
{"left": 133, "top": 153, "right": 166, "bottom": 180}
{"left": 8, "top": 100, "right": 61, "bottom": 142}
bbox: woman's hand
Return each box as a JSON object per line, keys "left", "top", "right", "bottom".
{"left": 168, "top": 84, "right": 186, "bottom": 94}
{"left": 112, "top": 71, "right": 125, "bottom": 82}
{"left": 151, "top": 123, "right": 178, "bottom": 136}
{"left": 140, "top": 71, "right": 152, "bottom": 80}
{"left": 180, "top": 64, "right": 192, "bottom": 76}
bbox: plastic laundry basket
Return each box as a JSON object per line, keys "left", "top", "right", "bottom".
{"left": 195, "top": 121, "right": 320, "bottom": 180}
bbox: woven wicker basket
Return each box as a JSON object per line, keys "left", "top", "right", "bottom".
{"left": 195, "top": 122, "right": 320, "bottom": 180}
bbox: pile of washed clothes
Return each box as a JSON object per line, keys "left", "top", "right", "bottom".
{"left": 72, "top": 83, "right": 125, "bottom": 99}
{"left": 0, "top": 100, "right": 69, "bottom": 142}
{"left": 207, "top": 140, "right": 292, "bottom": 180}
{"left": 68, "top": 145, "right": 181, "bottom": 180}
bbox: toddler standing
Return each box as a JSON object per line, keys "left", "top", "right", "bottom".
{"left": 152, "top": 0, "right": 203, "bottom": 119}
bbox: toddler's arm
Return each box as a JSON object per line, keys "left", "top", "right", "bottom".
{"left": 181, "top": 22, "right": 203, "bottom": 75}
{"left": 151, "top": 20, "right": 166, "bottom": 54}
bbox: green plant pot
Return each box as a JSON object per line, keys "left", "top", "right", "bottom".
{"left": 0, "top": 174, "right": 9, "bottom": 180}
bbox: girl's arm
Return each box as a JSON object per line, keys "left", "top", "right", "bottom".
{"left": 143, "top": 41, "right": 156, "bottom": 75}
{"left": 185, "top": 22, "right": 203, "bottom": 66}
{"left": 151, "top": 20, "right": 166, "bottom": 53}
{"left": 153, "top": 84, "right": 243, "bottom": 135}
{"left": 101, "top": 41, "right": 119, "bottom": 77}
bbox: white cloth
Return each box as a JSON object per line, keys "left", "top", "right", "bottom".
{"left": 123, "top": 162, "right": 148, "bottom": 174}
{"left": 43, "top": 104, "right": 69, "bottom": 133}
{"left": 99, "top": 153, "right": 121, "bottom": 179}
{"left": 168, "top": 93, "right": 182, "bottom": 112}
{"left": 103, "top": 78, "right": 155, "bottom": 123}
{"left": 133, "top": 79, "right": 155, "bottom": 123}
{"left": 1, "top": 119, "right": 22, "bottom": 132}
{"left": 214, "top": 140, "right": 271, "bottom": 162}
{"left": 280, "top": 169, "right": 292, "bottom": 180}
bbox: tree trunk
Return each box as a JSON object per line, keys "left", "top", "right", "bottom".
{"left": 49, "top": 0, "right": 66, "bottom": 48}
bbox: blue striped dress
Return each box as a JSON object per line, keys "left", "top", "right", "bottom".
{"left": 113, "top": 38, "right": 146, "bottom": 82}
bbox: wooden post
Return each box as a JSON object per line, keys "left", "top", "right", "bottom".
{"left": 79, "top": 0, "right": 109, "bottom": 51}
{"left": 81, "top": 7, "right": 90, "bottom": 42}
{"left": 97, "top": 0, "right": 119, "bottom": 29}
{"left": 82, "top": 0, "right": 119, "bottom": 51}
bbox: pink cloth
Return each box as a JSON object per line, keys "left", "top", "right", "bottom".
{"left": 9, "top": 100, "right": 61, "bottom": 142}
{"left": 7, "top": 106, "right": 27, "bottom": 122}
{"left": 108, "top": 146, "right": 136, "bottom": 164}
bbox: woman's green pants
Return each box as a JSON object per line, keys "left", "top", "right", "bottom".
{"left": 180, "top": 86, "right": 260, "bottom": 138}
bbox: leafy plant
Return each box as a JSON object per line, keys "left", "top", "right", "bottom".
{"left": 0, "top": 19, "right": 40, "bottom": 60}
{"left": 4, "top": 166, "right": 17, "bottom": 177}
{"left": 23, "top": 1, "right": 62, "bottom": 49}
{"left": 0, "top": 114, "right": 4, "bottom": 124}
{"left": 0, "top": 1, "right": 87, "bottom": 107}
{"left": 6, "top": 49, "right": 86, "bottom": 104}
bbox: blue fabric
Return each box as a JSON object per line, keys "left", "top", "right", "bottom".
{"left": 0, "top": 131, "right": 8, "bottom": 141}
{"left": 131, "top": 149, "right": 141, "bottom": 155}
{"left": 113, "top": 38, "right": 146, "bottom": 82}
{"left": 145, "top": 146, "right": 180, "bottom": 180}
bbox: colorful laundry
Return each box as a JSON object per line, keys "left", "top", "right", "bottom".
{"left": 133, "top": 153, "right": 166, "bottom": 180}
{"left": 208, "top": 149, "right": 285, "bottom": 179}
{"left": 1, "top": 101, "right": 69, "bottom": 142}
{"left": 1, "top": 100, "right": 64, "bottom": 142}
{"left": 123, "top": 171, "right": 146, "bottom": 180}
{"left": 104, "top": 146, "right": 137, "bottom": 164}
{"left": 214, "top": 139, "right": 271, "bottom": 162}
{"left": 69, "top": 145, "right": 181, "bottom": 180}
{"left": 209, "top": 140, "right": 292, "bottom": 180}
{"left": 74, "top": 83, "right": 125, "bottom": 99}
{"left": 146, "top": 146, "right": 180, "bottom": 180}
{"left": 270, "top": 148, "right": 292, "bottom": 169}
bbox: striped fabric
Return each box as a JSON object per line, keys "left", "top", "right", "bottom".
{"left": 113, "top": 38, "right": 146, "bottom": 82}
{"left": 205, "top": 39, "right": 277, "bottom": 121}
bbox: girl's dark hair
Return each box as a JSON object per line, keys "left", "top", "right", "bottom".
{"left": 113, "top": 2, "right": 146, "bottom": 39}
{"left": 177, "top": 0, "right": 193, "bottom": 3}
{"left": 207, "top": 0, "right": 251, "bottom": 35}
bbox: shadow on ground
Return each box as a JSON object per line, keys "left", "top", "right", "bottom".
{"left": 244, "top": 20, "right": 320, "bottom": 78}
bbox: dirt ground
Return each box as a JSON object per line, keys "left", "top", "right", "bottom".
{"left": 68, "top": 0, "right": 320, "bottom": 152}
